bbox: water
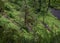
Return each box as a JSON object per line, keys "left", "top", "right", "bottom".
{"left": 50, "top": 8, "right": 60, "bottom": 20}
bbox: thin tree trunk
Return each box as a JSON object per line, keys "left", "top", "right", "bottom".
{"left": 24, "top": 0, "right": 32, "bottom": 32}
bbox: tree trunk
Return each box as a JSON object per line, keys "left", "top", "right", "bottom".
{"left": 24, "top": 0, "right": 32, "bottom": 32}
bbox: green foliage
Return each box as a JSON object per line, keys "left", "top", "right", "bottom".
{"left": 0, "top": 0, "right": 60, "bottom": 43}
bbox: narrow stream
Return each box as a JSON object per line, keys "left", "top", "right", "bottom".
{"left": 50, "top": 8, "right": 60, "bottom": 20}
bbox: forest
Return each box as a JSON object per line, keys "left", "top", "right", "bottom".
{"left": 0, "top": 0, "right": 60, "bottom": 43}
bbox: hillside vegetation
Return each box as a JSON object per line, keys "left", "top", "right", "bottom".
{"left": 0, "top": 0, "right": 60, "bottom": 43}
